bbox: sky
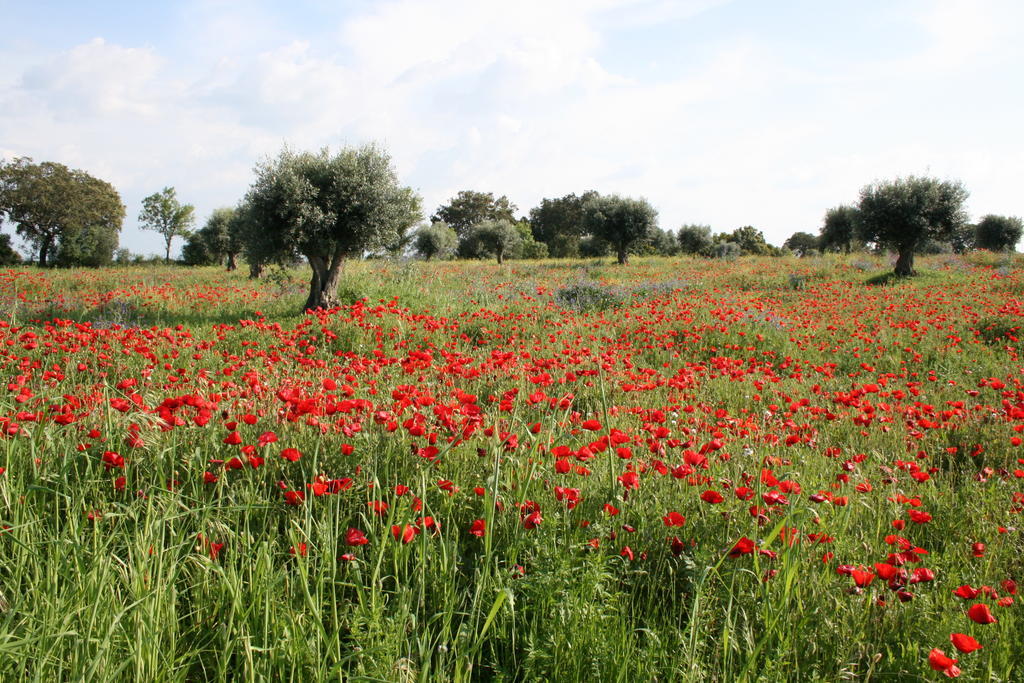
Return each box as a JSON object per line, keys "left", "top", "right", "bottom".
{"left": 1, "top": 0, "right": 1022, "bottom": 258}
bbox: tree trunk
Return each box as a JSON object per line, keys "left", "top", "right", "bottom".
{"left": 38, "top": 238, "right": 52, "bottom": 268}
{"left": 226, "top": 252, "right": 237, "bottom": 271}
{"left": 303, "top": 252, "right": 344, "bottom": 312}
{"left": 894, "top": 248, "right": 915, "bottom": 277}
{"left": 164, "top": 237, "right": 172, "bottom": 264}
{"left": 496, "top": 248, "right": 504, "bottom": 265}
{"left": 248, "top": 262, "right": 263, "bottom": 279}
{"left": 617, "top": 245, "right": 628, "bottom": 265}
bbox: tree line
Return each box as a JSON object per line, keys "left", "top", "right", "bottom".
{"left": 0, "top": 157, "right": 199, "bottom": 267}
{"left": 1, "top": 147, "right": 1021, "bottom": 309}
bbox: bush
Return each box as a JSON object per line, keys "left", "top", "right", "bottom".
{"left": 555, "top": 280, "right": 626, "bottom": 311}
{"left": 711, "top": 242, "right": 741, "bottom": 260}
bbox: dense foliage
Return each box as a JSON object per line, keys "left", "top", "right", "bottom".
{"left": 582, "top": 195, "right": 658, "bottom": 265}
{"left": 975, "top": 215, "right": 1023, "bottom": 252}
{"left": 856, "top": 177, "right": 969, "bottom": 276}
{"left": 242, "top": 145, "right": 422, "bottom": 311}
{"left": 431, "top": 190, "right": 517, "bottom": 237}
{"left": 0, "top": 157, "right": 124, "bottom": 267}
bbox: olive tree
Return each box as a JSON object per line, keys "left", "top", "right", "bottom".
{"left": 856, "top": 176, "right": 969, "bottom": 276}
{"left": 818, "top": 205, "right": 860, "bottom": 253}
{"left": 414, "top": 221, "right": 458, "bottom": 260}
{"left": 469, "top": 219, "right": 522, "bottom": 264}
{"left": 783, "top": 231, "right": 819, "bottom": 257}
{"left": 974, "top": 214, "right": 1022, "bottom": 252}
{"left": 182, "top": 207, "right": 247, "bottom": 269}
{"left": 242, "top": 145, "right": 421, "bottom": 311}
{"left": 582, "top": 195, "right": 657, "bottom": 265}
{"left": 677, "top": 224, "right": 713, "bottom": 255}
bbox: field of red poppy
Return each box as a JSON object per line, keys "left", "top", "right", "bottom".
{"left": 0, "top": 252, "right": 1021, "bottom": 681}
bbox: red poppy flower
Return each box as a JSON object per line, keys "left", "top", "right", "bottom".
{"left": 469, "top": 519, "right": 486, "bottom": 537}
{"left": 928, "top": 649, "right": 960, "bottom": 678}
{"left": 949, "top": 633, "right": 982, "bottom": 653}
{"left": 391, "top": 524, "right": 417, "bottom": 544}
{"left": 851, "top": 568, "right": 875, "bottom": 588}
{"left": 953, "top": 585, "right": 980, "bottom": 600}
{"left": 617, "top": 471, "right": 640, "bottom": 490}
{"left": 662, "top": 511, "right": 686, "bottom": 527}
{"left": 345, "top": 528, "right": 368, "bottom": 546}
{"left": 728, "top": 537, "right": 755, "bottom": 558}
{"left": 701, "top": 490, "right": 724, "bottom": 504}
{"left": 966, "top": 603, "right": 997, "bottom": 624}
{"left": 907, "top": 510, "right": 932, "bottom": 524}
{"left": 522, "top": 510, "right": 542, "bottom": 529}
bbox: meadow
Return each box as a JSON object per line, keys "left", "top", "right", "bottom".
{"left": 0, "top": 252, "right": 1021, "bottom": 681}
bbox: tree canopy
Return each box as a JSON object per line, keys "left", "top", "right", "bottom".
{"left": 528, "top": 191, "right": 598, "bottom": 258}
{"left": 182, "top": 207, "right": 245, "bottom": 269}
{"left": 139, "top": 187, "right": 196, "bottom": 263}
{"left": 974, "top": 214, "right": 1022, "bottom": 252}
{"left": 468, "top": 219, "right": 521, "bottom": 264}
{"left": 242, "top": 145, "right": 422, "bottom": 311}
{"left": 414, "top": 221, "right": 458, "bottom": 261}
{"left": 0, "top": 234, "right": 21, "bottom": 266}
{"left": 856, "top": 176, "right": 969, "bottom": 276}
{"left": 582, "top": 195, "right": 658, "bottom": 265}
{"left": 721, "top": 226, "right": 772, "bottom": 255}
{"left": 819, "top": 205, "right": 861, "bottom": 253}
{"left": 431, "top": 191, "right": 517, "bottom": 236}
{"left": 0, "top": 157, "right": 124, "bottom": 267}
{"left": 677, "top": 224, "right": 713, "bottom": 256}
{"left": 783, "top": 231, "right": 819, "bottom": 257}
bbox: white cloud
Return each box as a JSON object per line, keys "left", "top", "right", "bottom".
{"left": 20, "top": 38, "right": 165, "bottom": 118}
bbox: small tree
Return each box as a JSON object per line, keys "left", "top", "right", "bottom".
{"left": 139, "top": 187, "right": 196, "bottom": 263}
{"left": 0, "top": 157, "right": 124, "bottom": 267}
{"left": 414, "top": 221, "right": 458, "bottom": 260}
{"left": 856, "top": 176, "right": 969, "bottom": 276}
{"left": 528, "top": 191, "right": 598, "bottom": 258}
{"left": 641, "top": 227, "right": 678, "bottom": 256}
{"left": 974, "top": 214, "right": 1023, "bottom": 252}
{"left": 467, "top": 219, "right": 522, "bottom": 264}
{"left": 511, "top": 220, "right": 548, "bottom": 260}
{"left": 711, "top": 241, "right": 741, "bottom": 260}
{"left": 183, "top": 207, "right": 237, "bottom": 267}
{"left": 819, "top": 205, "right": 860, "bottom": 253}
{"left": 242, "top": 145, "right": 421, "bottom": 311}
{"left": 432, "top": 191, "right": 517, "bottom": 236}
{"left": 725, "top": 225, "right": 771, "bottom": 255}
{"left": 582, "top": 195, "right": 657, "bottom": 265}
{"left": 677, "top": 224, "right": 713, "bottom": 255}
{"left": 784, "top": 231, "right": 820, "bottom": 257}
{"left": 0, "top": 234, "right": 21, "bottom": 266}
